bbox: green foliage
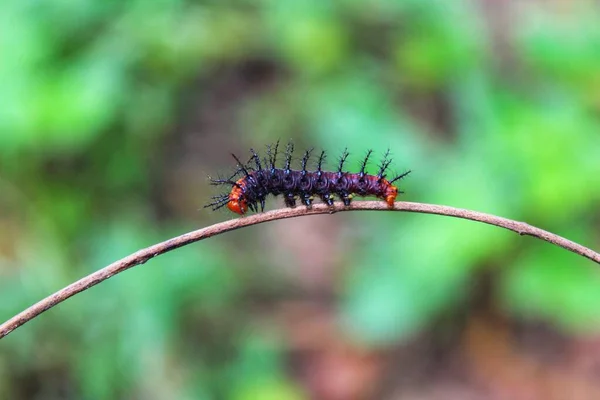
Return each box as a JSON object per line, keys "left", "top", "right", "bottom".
{"left": 1, "top": 0, "right": 599, "bottom": 398}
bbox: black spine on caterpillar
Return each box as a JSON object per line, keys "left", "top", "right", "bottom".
{"left": 205, "top": 141, "right": 411, "bottom": 215}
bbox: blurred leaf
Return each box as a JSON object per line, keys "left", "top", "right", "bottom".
{"left": 501, "top": 245, "right": 600, "bottom": 333}
{"left": 518, "top": 5, "right": 600, "bottom": 87}
{"left": 392, "top": 0, "right": 485, "bottom": 89}
{"left": 228, "top": 333, "right": 305, "bottom": 400}
{"left": 265, "top": 0, "right": 348, "bottom": 75}
{"left": 232, "top": 380, "right": 305, "bottom": 400}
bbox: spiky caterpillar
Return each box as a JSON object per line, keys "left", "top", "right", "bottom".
{"left": 206, "top": 141, "right": 411, "bottom": 215}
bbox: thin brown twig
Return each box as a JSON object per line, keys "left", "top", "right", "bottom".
{"left": 1, "top": 201, "right": 599, "bottom": 340}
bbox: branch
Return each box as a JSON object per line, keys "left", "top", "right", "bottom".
{"left": 1, "top": 201, "right": 599, "bottom": 340}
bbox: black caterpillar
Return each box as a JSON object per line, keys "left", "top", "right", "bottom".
{"left": 206, "top": 141, "right": 411, "bottom": 215}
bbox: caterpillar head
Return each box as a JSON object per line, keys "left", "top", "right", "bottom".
{"left": 224, "top": 177, "right": 249, "bottom": 214}
{"left": 383, "top": 182, "right": 398, "bottom": 207}
{"left": 227, "top": 194, "right": 248, "bottom": 214}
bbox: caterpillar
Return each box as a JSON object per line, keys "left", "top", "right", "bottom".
{"left": 205, "top": 141, "right": 411, "bottom": 215}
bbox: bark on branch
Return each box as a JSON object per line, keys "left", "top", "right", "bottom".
{"left": 1, "top": 201, "right": 598, "bottom": 340}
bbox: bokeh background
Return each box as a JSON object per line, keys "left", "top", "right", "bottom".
{"left": 1, "top": 0, "right": 600, "bottom": 399}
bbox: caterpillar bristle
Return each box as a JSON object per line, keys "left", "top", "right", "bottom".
{"left": 337, "top": 148, "right": 349, "bottom": 176}
{"left": 250, "top": 148, "right": 262, "bottom": 171}
{"left": 389, "top": 170, "right": 411, "bottom": 184}
{"left": 301, "top": 148, "right": 314, "bottom": 175}
{"left": 284, "top": 141, "right": 294, "bottom": 172}
{"left": 377, "top": 149, "right": 392, "bottom": 180}
{"left": 316, "top": 150, "right": 326, "bottom": 175}
{"left": 231, "top": 153, "right": 251, "bottom": 177}
{"left": 359, "top": 149, "right": 373, "bottom": 177}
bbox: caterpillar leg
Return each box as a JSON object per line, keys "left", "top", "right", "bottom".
{"left": 284, "top": 193, "right": 297, "bottom": 208}
{"left": 320, "top": 193, "right": 335, "bottom": 206}
{"left": 339, "top": 191, "right": 352, "bottom": 206}
{"left": 300, "top": 193, "right": 313, "bottom": 207}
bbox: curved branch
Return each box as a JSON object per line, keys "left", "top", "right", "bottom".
{"left": 1, "top": 201, "right": 599, "bottom": 340}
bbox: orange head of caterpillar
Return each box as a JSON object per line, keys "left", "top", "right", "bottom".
{"left": 382, "top": 180, "right": 398, "bottom": 207}
{"left": 227, "top": 197, "right": 248, "bottom": 214}
{"left": 227, "top": 183, "right": 248, "bottom": 215}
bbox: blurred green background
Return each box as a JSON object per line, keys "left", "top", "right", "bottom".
{"left": 1, "top": 0, "right": 600, "bottom": 399}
